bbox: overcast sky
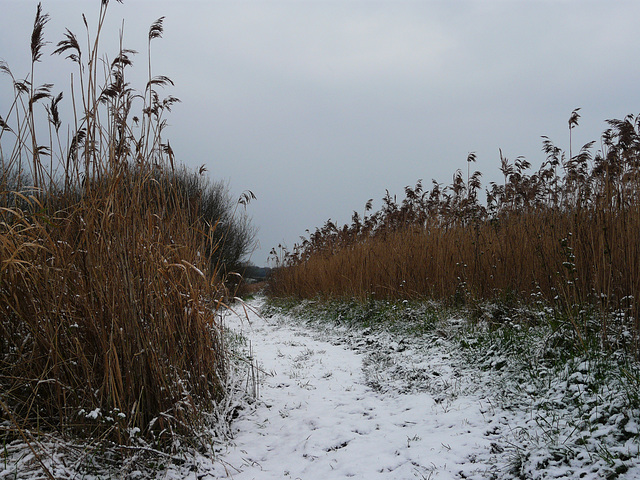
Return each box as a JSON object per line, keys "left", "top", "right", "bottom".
{"left": 2, "top": 1, "right": 640, "bottom": 265}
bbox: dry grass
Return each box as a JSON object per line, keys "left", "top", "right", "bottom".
{"left": 1, "top": 173, "right": 227, "bottom": 446}
{"left": 269, "top": 113, "right": 640, "bottom": 351}
{"left": 1, "top": 1, "right": 229, "bottom": 450}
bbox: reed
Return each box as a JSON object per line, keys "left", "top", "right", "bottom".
{"left": 1, "top": 1, "right": 230, "bottom": 450}
{"left": 269, "top": 114, "right": 640, "bottom": 351}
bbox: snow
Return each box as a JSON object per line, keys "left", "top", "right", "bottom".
{"left": 85, "top": 408, "right": 101, "bottom": 420}
{"left": 207, "top": 302, "right": 500, "bottom": 479}
{"left": 3, "top": 297, "right": 640, "bottom": 479}
{"left": 206, "top": 299, "right": 640, "bottom": 480}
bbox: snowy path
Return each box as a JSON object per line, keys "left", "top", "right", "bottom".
{"left": 3, "top": 301, "right": 640, "bottom": 479}
{"left": 209, "top": 304, "right": 500, "bottom": 480}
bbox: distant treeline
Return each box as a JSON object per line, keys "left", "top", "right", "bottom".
{"left": 243, "top": 265, "right": 272, "bottom": 281}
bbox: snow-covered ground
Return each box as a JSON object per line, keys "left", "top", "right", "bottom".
{"left": 203, "top": 298, "right": 640, "bottom": 480}
{"left": 3, "top": 298, "right": 640, "bottom": 479}
{"left": 209, "top": 303, "right": 500, "bottom": 480}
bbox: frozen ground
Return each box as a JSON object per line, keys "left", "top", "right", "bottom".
{"left": 209, "top": 303, "right": 499, "bottom": 480}
{"left": 2, "top": 298, "right": 640, "bottom": 479}
{"left": 207, "top": 299, "right": 640, "bottom": 480}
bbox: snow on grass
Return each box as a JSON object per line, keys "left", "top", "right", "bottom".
{"left": 208, "top": 298, "right": 640, "bottom": 479}
{"left": 209, "top": 300, "right": 500, "bottom": 480}
{"left": 2, "top": 297, "right": 640, "bottom": 479}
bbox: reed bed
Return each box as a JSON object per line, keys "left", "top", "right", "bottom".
{"left": 269, "top": 111, "right": 640, "bottom": 349}
{"left": 1, "top": 1, "right": 230, "bottom": 450}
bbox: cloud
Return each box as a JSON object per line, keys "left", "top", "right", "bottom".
{"left": 2, "top": 1, "right": 640, "bottom": 264}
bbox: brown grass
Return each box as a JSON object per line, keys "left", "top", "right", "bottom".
{"left": 269, "top": 114, "right": 640, "bottom": 350}
{"left": 1, "top": 1, "right": 229, "bottom": 450}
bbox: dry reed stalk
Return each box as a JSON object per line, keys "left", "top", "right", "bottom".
{"left": 1, "top": 2, "right": 231, "bottom": 451}
{"left": 269, "top": 114, "right": 640, "bottom": 353}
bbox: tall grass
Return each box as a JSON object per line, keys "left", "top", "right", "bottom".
{"left": 1, "top": 1, "right": 230, "bottom": 449}
{"left": 269, "top": 113, "right": 640, "bottom": 351}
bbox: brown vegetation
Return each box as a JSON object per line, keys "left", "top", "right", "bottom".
{"left": 269, "top": 109, "right": 640, "bottom": 348}
{"left": 1, "top": 1, "right": 229, "bottom": 449}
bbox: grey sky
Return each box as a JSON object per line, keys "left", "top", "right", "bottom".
{"left": 2, "top": 1, "right": 639, "bottom": 265}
